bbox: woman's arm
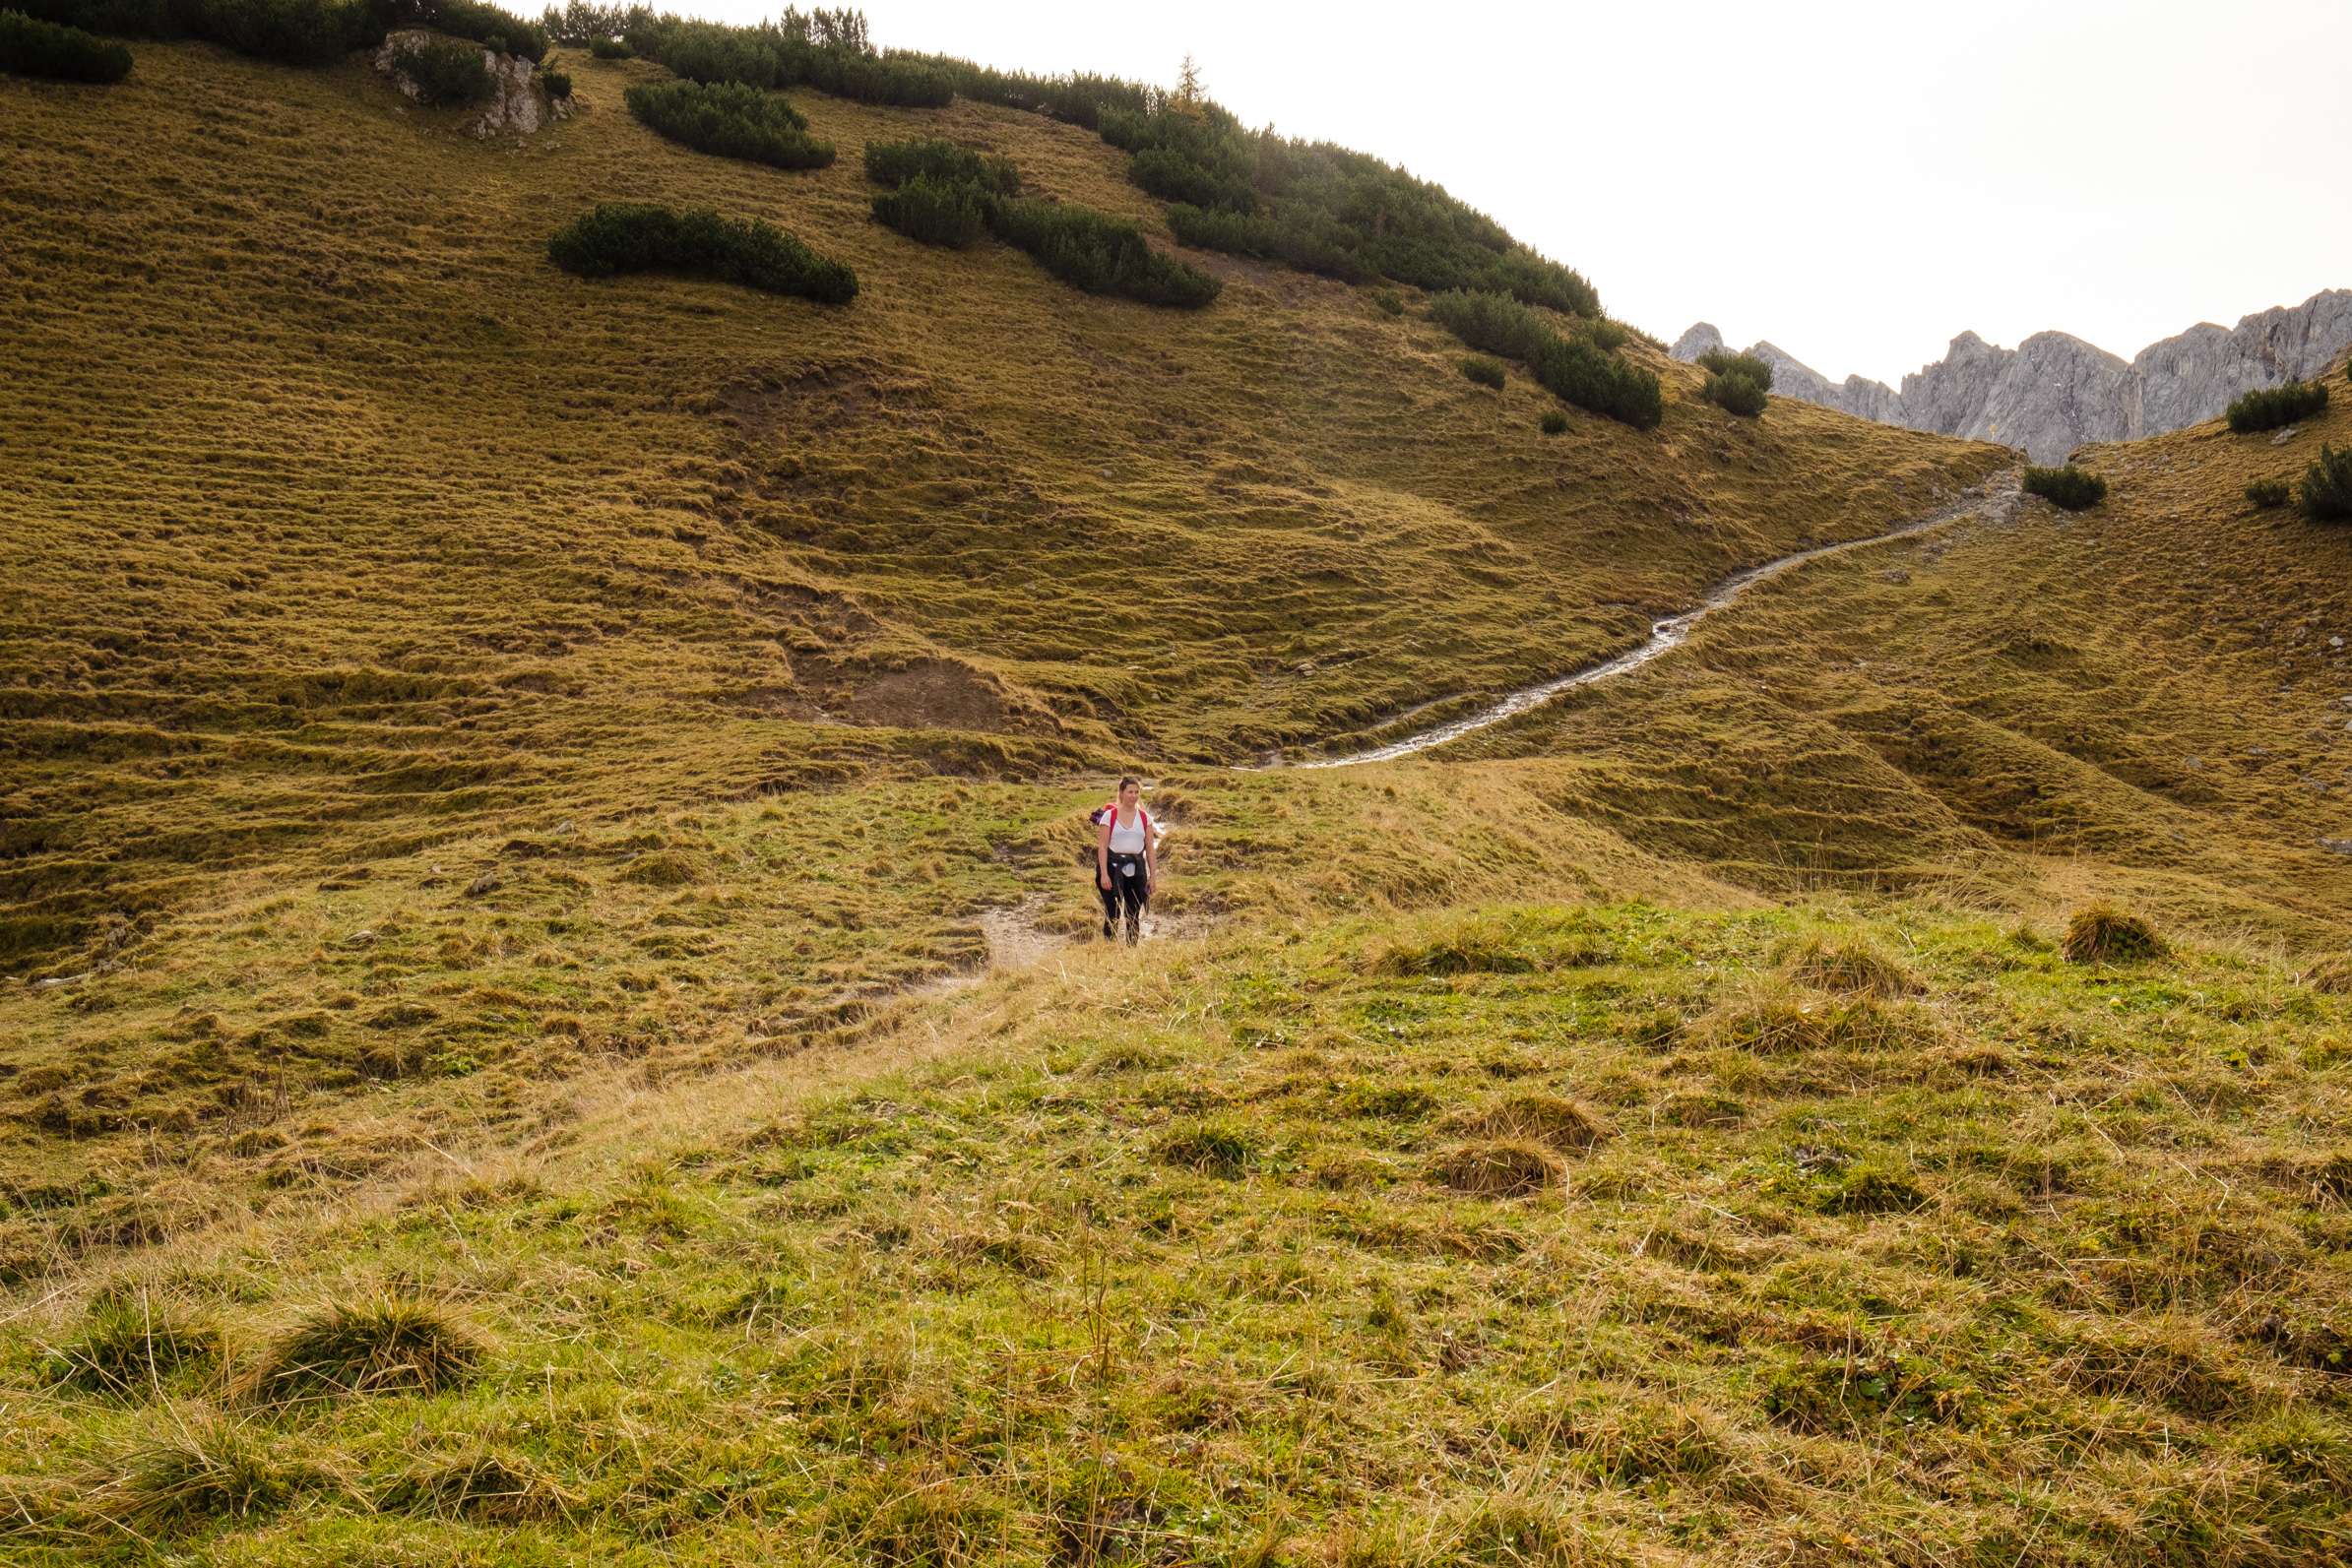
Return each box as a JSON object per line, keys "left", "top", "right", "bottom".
{"left": 1145, "top": 823, "right": 1158, "bottom": 884}
{"left": 1097, "top": 817, "right": 1112, "bottom": 888}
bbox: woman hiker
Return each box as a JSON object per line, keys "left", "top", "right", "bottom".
{"left": 1094, "top": 775, "right": 1158, "bottom": 944}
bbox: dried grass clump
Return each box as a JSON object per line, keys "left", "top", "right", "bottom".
{"left": 88, "top": 1420, "right": 292, "bottom": 1536}
{"left": 1430, "top": 1140, "right": 1564, "bottom": 1199}
{"left": 40, "top": 1290, "right": 221, "bottom": 1397}
{"left": 2298, "top": 953, "right": 2352, "bottom": 993}
{"left": 1777, "top": 933, "right": 1921, "bottom": 998}
{"left": 619, "top": 848, "right": 711, "bottom": 887}
{"left": 1443, "top": 1092, "right": 1611, "bottom": 1154}
{"left": 2061, "top": 903, "right": 2165, "bottom": 966}
{"left": 243, "top": 1295, "right": 484, "bottom": 1404}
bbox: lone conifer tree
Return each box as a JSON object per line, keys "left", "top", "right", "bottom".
{"left": 1172, "top": 53, "right": 1205, "bottom": 117}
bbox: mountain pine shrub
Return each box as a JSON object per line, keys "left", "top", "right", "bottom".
{"left": 2226, "top": 379, "right": 2328, "bottom": 433}
{"left": 410, "top": 0, "right": 544, "bottom": 59}
{"left": 587, "top": 31, "right": 625, "bottom": 56}
{"left": 2244, "top": 477, "right": 2290, "bottom": 509}
{"left": 1697, "top": 346, "right": 1774, "bottom": 390}
{"left": 1460, "top": 356, "right": 1505, "bottom": 390}
{"left": 159, "top": 0, "right": 378, "bottom": 64}
{"left": 1429, "top": 288, "right": 1661, "bottom": 429}
{"left": 2300, "top": 444, "right": 2352, "bottom": 522}
{"left": 1585, "top": 318, "right": 1628, "bottom": 352}
{"left": 1371, "top": 290, "right": 1404, "bottom": 316}
{"left": 985, "top": 197, "right": 1220, "bottom": 308}
{"left": 1540, "top": 410, "right": 1567, "bottom": 435}
{"left": 0, "top": 8, "right": 133, "bottom": 78}
{"left": 625, "top": 80, "right": 834, "bottom": 169}
{"left": 861, "top": 136, "right": 1018, "bottom": 195}
{"left": 2023, "top": 464, "right": 2107, "bottom": 510}
{"left": 547, "top": 203, "right": 858, "bottom": 304}
{"left": 1700, "top": 370, "right": 1767, "bottom": 416}
{"left": 871, "top": 173, "right": 989, "bottom": 247}
{"left": 393, "top": 34, "right": 492, "bottom": 104}
{"left": 622, "top": 13, "right": 949, "bottom": 105}
{"left": 1165, "top": 204, "right": 1369, "bottom": 282}
{"left": 537, "top": 63, "right": 566, "bottom": 97}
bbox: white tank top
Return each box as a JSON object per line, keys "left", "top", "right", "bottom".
{"left": 1108, "top": 808, "right": 1147, "bottom": 853}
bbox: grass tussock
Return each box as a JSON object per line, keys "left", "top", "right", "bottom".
{"left": 1776, "top": 932, "right": 1921, "bottom": 997}
{"left": 88, "top": 1419, "right": 293, "bottom": 1536}
{"left": 2060, "top": 902, "right": 2166, "bottom": 965}
{"left": 243, "top": 1294, "right": 483, "bottom": 1403}
{"left": 1442, "top": 1091, "right": 1610, "bottom": 1154}
{"left": 1430, "top": 1139, "right": 1564, "bottom": 1198}
{"left": 39, "top": 1289, "right": 221, "bottom": 1397}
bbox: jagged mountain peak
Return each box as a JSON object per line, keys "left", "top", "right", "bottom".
{"left": 1672, "top": 287, "right": 2351, "bottom": 462}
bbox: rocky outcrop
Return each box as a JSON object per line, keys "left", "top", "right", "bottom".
{"left": 1673, "top": 288, "right": 2352, "bottom": 463}
{"left": 374, "top": 31, "right": 569, "bottom": 138}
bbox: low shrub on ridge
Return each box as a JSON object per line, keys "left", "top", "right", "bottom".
{"left": 1460, "top": 356, "right": 1505, "bottom": 390}
{"left": 2023, "top": 464, "right": 2107, "bottom": 511}
{"left": 871, "top": 173, "right": 989, "bottom": 247}
{"left": 1696, "top": 345, "right": 1773, "bottom": 390}
{"left": 547, "top": 202, "right": 858, "bottom": 304}
{"left": 2245, "top": 477, "right": 2290, "bottom": 509}
{"left": 2226, "top": 379, "right": 2327, "bottom": 434}
{"left": 393, "top": 34, "right": 492, "bottom": 104}
{"left": 625, "top": 79, "right": 834, "bottom": 169}
{"left": 861, "top": 136, "right": 1019, "bottom": 195}
{"left": 0, "top": 7, "right": 133, "bottom": 80}
{"left": 985, "top": 197, "right": 1221, "bottom": 309}
{"left": 586, "top": 31, "right": 625, "bottom": 57}
{"left": 1701, "top": 370, "right": 1767, "bottom": 417}
{"left": 2302, "top": 443, "right": 2352, "bottom": 522}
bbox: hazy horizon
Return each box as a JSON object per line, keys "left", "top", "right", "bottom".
{"left": 665, "top": 0, "right": 2351, "bottom": 386}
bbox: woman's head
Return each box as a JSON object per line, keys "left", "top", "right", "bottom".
{"left": 1117, "top": 775, "right": 1140, "bottom": 803}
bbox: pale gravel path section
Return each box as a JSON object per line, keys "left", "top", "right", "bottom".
{"left": 1289, "top": 467, "right": 2024, "bottom": 769}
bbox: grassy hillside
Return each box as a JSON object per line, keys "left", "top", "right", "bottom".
{"left": 5, "top": 23, "right": 2352, "bottom": 1567}
{"left": 0, "top": 38, "right": 1999, "bottom": 973}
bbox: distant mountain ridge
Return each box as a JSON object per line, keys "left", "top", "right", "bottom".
{"left": 1672, "top": 287, "right": 2352, "bottom": 462}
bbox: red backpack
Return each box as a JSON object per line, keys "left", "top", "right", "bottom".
{"left": 1091, "top": 800, "right": 1154, "bottom": 845}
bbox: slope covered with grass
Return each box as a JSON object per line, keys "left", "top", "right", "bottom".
{"left": 6, "top": 23, "right": 2352, "bottom": 1568}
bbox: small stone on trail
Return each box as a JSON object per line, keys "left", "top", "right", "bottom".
{"left": 466, "top": 872, "right": 501, "bottom": 897}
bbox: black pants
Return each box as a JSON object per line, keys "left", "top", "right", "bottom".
{"left": 1099, "top": 851, "right": 1149, "bottom": 937}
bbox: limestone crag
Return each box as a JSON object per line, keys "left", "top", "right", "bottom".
{"left": 375, "top": 31, "right": 569, "bottom": 138}
{"left": 1674, "top": 288, "right": 2352, "bottom": 462}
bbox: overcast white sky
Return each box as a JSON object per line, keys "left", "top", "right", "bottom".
{"left": 690, "top": 0, "right": 2350, "bottom": 385}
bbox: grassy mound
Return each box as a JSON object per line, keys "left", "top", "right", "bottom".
{"left": 2060, "top": 902, "right": 2165, "bottom": 965}
{"left": 245, "top": 1295, "right": 483, "bottom": 1403}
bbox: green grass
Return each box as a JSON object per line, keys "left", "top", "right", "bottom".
{"left": 6, "top": 902, "right": 2348, "bottom": 1561}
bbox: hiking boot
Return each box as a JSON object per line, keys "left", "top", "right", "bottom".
{"left": 1101, "top": 918, "right": 1115, "bottom": 940}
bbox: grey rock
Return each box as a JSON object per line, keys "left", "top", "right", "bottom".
{"left": 375, "top": 31, "right": 570, "bottom": 138}
{"left": 1671, "top": 287, "right": 2352, "bottom": 464}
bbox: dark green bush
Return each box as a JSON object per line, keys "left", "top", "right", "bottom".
{"left": 162, "top": 0, "right": 378, "bottom": 64}
{"left": 1371, "top": 289, "right": 1404, "bottom": 316}
{"left": 1166, "top": 203, "right": 1368, "bottom": 283}
{"left": 2023, "top": 464, "right": 2107, "bottom": 510}
{"left": 547, "top": 202, "right": 858, "bottom": 304}
{"left": 985, "top": 197, "right": 1220, "bottom": 308}
{"left": 0, "top": 8, "right": 133, "bottom": 79}
{"left": 2301, "top": 444, "right": 2352, "bottom": 522}
{"left": 393, "top": 34, "right": 491, "bottom": 104}
{"left": 1540, "top": 410, "right": 1567, "bottom": 436}
{"left": 1700, "top": 370, "right": 1767, "bottom": 416}
{"left": 1460, "top": 356, "right": 1505, "bottom": 390}
{"left": 9, "top": 0, "right": 169, "bottom": 33}
{"left": 586, "top": 31, "right": 624, "bottom": 56}
{"left": 1430, "top": 288, "right": 1661, "bottom": 430}
{"left": 871, "top": 173, "right": 988, "bottom": 247}
{"left": 2226, "top": 379, "right": 2328, "bottom": 433}
{"left": 625, "top": 79, "right": 834, "bottom": 169}
{"left": 536, "top": 63, "right": 565, "bottom": 96}
{"left": 615, "top": 13, "right": 948, "bottom": 105}
{"left": 1585, "top": 318, "right": 1628, "bottom": 352}
{"left": 861, "top": 136, "right": 1018, "bottom": 195}
{"left": 411, "top": 0, "right": 543, "bottom": 59}
{"left": 2245, "top": 477, "right": 2291, "bottom": 509}
{"left": 1697, "top": 345, "right": 1773, "bottom": 390}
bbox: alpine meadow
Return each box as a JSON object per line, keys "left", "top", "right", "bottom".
{"left": 4, "top": 5, "right": 2352, "bottom": 1565}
